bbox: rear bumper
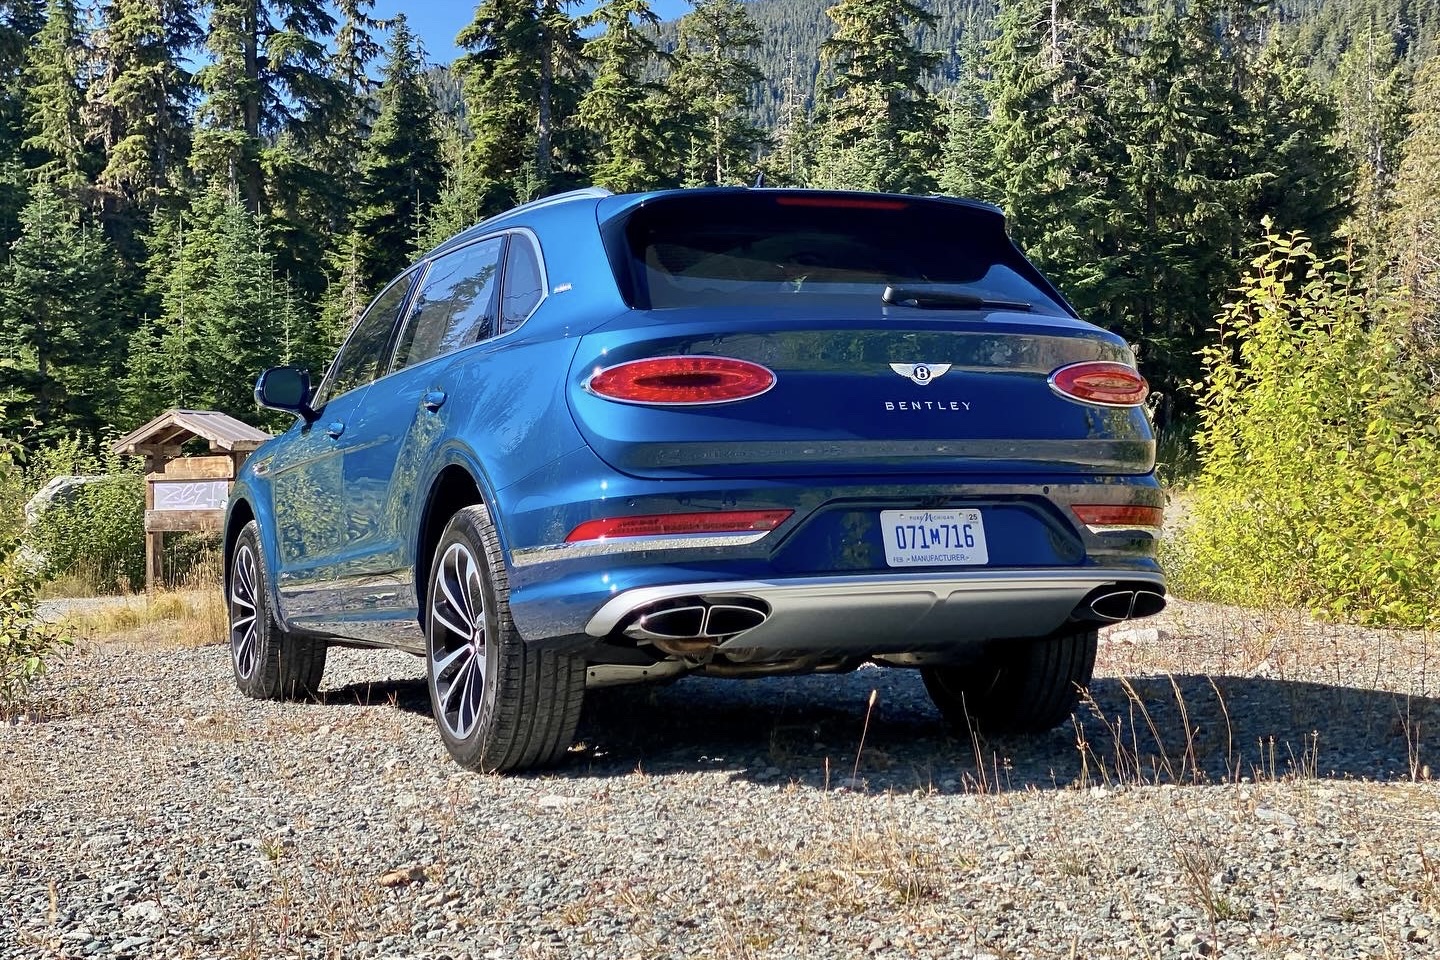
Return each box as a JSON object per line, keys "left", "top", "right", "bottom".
{"left": 583, "top": 568, "right": 1166, "bottom": 655}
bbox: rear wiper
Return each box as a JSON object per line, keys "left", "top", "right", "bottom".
{"left": 882, "top": 285, "right": 1033, "bottom": 312}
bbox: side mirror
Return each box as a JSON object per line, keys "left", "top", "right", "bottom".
{"left": 255, "top": 366, "right": 316, "bottom": 422}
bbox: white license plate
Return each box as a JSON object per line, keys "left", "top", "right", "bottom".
{"left": 880, "top": 509, "right": 989, "bottom": 567}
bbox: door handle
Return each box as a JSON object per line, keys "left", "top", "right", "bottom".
{"left": 326, "top": 421, "right": 345, "bottom": 439}
{"left": 422, "top": 390, "right": 447, "bottom": 412}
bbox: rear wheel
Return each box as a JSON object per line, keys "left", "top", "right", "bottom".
{"left": 228, "top": 521, "right": 327, "bottom": 700}
{"left": 921, "top": 628, "right": 1098, "bottom": 734}
{"left": 425, "top": 504, "right": 585, "bottom": 772}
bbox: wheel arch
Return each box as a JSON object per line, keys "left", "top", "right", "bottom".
{"left": 415, "top": 463, "right": 487, "bottom": 617}
{"left": 223, "top": 496, "right": 256, "bottom": 595}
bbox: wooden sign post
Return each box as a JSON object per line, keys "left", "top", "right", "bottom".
{"left": 111, "top": 410, "right": 272, "bottom": 592}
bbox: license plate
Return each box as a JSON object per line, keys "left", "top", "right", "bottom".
{"left": 880, "top": 509, "right": 989, "bottom": 567}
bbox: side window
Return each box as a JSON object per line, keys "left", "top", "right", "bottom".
{"left": 392, "top": 236, "right": 505, "bottom": 372}
{"left": 500, "top": 234, "right": 545, "bottom": 334}
{"left": 316, "top": 270, "right": 415, "bottom": 406}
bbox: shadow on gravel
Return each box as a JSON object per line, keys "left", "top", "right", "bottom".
{"left": 563, "top": 668, "right": 1439, "bottom": 792}
{"left": 324, "top": 677, "right": 432, "bottom": 717}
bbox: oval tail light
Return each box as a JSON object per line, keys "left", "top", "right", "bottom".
{"left": 1048, "top": 361, "right": 1149, "bottom": 407}
{"left": 586, "top": 356, "right": 776, "bottom": 405}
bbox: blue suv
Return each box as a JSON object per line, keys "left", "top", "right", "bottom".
{"left": 225, "top": 187, "right": 1166, "bottom": 772}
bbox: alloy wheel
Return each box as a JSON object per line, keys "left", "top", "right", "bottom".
{"left": 230, "top": 543, "right": 260, "bottom": 680}
{"left": 429, "top": 541, "right": 487, "bottom": 740}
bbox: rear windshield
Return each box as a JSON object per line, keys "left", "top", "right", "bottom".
{"left": 611, "top": 192, "right": 1070, "bottom": 315}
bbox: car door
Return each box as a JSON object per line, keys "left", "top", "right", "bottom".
{"left": 321, "top": 234, "right": 509, "bottom": 646}
{"left": 269, "top": 268, "right": 418, "bottom": 628}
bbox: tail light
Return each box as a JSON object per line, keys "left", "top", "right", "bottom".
{"left": 1048, "top": 361, "right": 1149, "bottom": 407}
{"left": 1072, "top": 504, "right": 1164, "bottom": 536}
{"left": 585, "top": 356, "right": 776, "bottom": 405}
{"left": 566, "top": 510, "right": 793, "bottom": 542}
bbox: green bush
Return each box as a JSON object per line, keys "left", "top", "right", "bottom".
{"left": 1167, "top": 224, "right": 1440, "bottom": 628}
{"left": 0, "top": 540, "right": 73, "bottom": 711}
{"left": 26, "top": 437, "right": 145, "bottom": 593}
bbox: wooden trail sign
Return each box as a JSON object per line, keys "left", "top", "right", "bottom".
{"left": 111, "top": 409, "right": 271, "bottom": 592}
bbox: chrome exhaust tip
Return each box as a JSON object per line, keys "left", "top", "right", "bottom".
{"left": 621, "top": 598, "right": 771, "bottom": 649}
{"left": 1131, "top": 589, "right": 1166, "bottom": 618}
{"left": 1088, "top": 590, "right": 1137, "bottom": 622}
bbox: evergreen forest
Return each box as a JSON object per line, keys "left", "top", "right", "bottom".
{"left": 0, "top": 0, "right": 1435, "bottom": 454}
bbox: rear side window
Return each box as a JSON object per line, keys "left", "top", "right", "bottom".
{"left": 615, "top": 193, "right": 1069, "bottom": 315}
{"left": 392, "top": 236, "right": 505, "bottom": 371}
{"left": 500, "top": 235, "right": 544, "bottom": 334}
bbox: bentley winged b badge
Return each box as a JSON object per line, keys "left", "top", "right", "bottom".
{"left": 889, "top": 363, "right": 952, "bottom": 386}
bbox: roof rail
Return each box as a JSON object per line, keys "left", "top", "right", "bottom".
{"left": 428, "top": 186, "right": 614, "bottom": 257}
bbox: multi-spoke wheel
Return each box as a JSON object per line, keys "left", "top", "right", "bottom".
{"left": 424, "top": 505, "right": 585, "bottom": 772}
{"left": 228, "top": 521, "right": 327, "bottom": 700}
{"left": 922, "top": 628, "right": 1099, "bottom": 735}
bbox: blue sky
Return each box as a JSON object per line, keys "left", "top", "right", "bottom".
{"left": 367, "top": 2, "right": 694, "bottom": 66}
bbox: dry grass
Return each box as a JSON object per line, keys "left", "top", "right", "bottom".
{"left": 58, "top": 587, "right": 227, "bottom": 651}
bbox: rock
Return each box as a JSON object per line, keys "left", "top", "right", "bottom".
{"left": 1102, "top": 626, "right": 1174, "bottom": 646}
{"left": 536, "top": 795, "right": 583, "bottom": 810}
{"left": 379, "top": 865, "right": 428, "bottom": 887}
{"left": 122, "top": 900, "right": 163, "bottom": 925}
{"left": 1254, "top": 807, "right": 1298, "bottom": 828}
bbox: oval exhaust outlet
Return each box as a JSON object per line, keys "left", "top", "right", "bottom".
{"left": 704, "top": 604, "right": 768, "bottom": 637}
{"left": 1088, "top": 590, "right": 1136, "bottom": 622}
{"left": 629, "top": 605, "right": 707, "bottom": 640}
{"left": 1131, "top": 590, "right": 1166, "bottom": 618}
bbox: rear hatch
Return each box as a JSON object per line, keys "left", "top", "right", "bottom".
{"left": 568, "top": 190, "right": 1154, "bottom": 479}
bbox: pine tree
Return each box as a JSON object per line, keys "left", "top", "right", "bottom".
{"left": 759, "top": 62, "right": 814, "bottom": 186}
{"left": 1392, "top": 52, "right": 1440, "bottom": 380}
{"left": 669, "top": 0, "right": 766, "bottom": 187}
{"left": 936, "top": 45, "right": 996, "bottom": 202}
{"left": 1334, "top": 30, "right": 1407, "bottom": 271}
{"left": 811, "top": 0, "right": 939, "bottom": 193}
{"left": 0, "top": 181, "right": 119, "bottom": 442}
{"left": 192, "top": 0, "right": 341, "bottom": 212}
{"left": 577, "top": 0, "right": 672, "bottom": 192}
{"left": 456, "top": 0, "right": 585, "bottom": 213}
{"left": 348, "top": 14, "right": 442, "bottom": 294}
{"left": 1242, "top": 37, "right": 1350, "bottom": 244}
{"left": 125, "top": 182, "right": 317, "bottom": 422}
{"left": 23, "top": 0, "right": 95, "bottom": 195}
{"left": 86, "top": 0, "right": 200, "bottom": 222}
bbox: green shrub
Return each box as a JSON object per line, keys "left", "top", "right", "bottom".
{"left": 0, "top": 540, "right": 73, "bottom": 711}
{"left": 1168, "top": 224, "right": 1440, "bottom": 628}
{"left": 26, "top": 437, "right": 145, "bottom": 594}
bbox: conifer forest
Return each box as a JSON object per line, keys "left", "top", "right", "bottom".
{"left": 0, "top": 0, "right": 1436, "bottom": 451}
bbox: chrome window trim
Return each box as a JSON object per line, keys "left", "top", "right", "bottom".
{"left": 384, "top": 228, "right": 549, "bottom": 377}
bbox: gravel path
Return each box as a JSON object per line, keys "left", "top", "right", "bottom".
{"left": 3, "top": 601, "right": 1438, "bottom": 959}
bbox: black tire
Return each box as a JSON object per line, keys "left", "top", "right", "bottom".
{"left": 228, "top": 521, "right": 327, "bottom": 700}
{"left": 921, "top": 628, "right": 1098, "bottom": 734}
{"left": 424, "top": 504, "right": 585, "bottom": 773}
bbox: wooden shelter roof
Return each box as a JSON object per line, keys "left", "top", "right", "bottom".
{"left": 111, "top": 409, "right": 272, "bottom": 457}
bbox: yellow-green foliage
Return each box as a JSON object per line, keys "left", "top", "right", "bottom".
{"left": 1169, "top": 225, "right": 1440, "bottom": 628}
{"left": 0, "top": 541, "right": 73, "bottom": 710}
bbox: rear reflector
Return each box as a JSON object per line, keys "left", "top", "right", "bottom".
{"left": 1071, "top": 505, "right": 1164, "bottom": 534}
{"left": 775, "top": 195, "right": 908, "bottom": 211}
{"left": 1048, "top": 361, "right": 1149, "bottom": 407}
{"left": 586, "top": 356, "right": 776, "bottom": 405}
{"left": 566, "top": 510, "right": 793, "bottom": 543}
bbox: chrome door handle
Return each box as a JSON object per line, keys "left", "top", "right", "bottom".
{"left": 326, "top": 421, "right": 345, "bottom": 439}
{"left": 423, "top": 390, "right": 447, "bottom": 412}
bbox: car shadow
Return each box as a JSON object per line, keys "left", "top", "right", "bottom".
{"left": 324, "top": 676, "right": 432, "bottom": 716}
{"left": 563, "top": 668, "right": 1439, "bottom": 792}
{"left": 317, "top": 662, "right": 1437, "bottom": 791}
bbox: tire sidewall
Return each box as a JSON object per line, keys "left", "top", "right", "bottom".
{"left": 230, "top": 522, "right": 276, "bottom": 696}
{"left": 424, "top": 507, "right": 504, "bottom": 765}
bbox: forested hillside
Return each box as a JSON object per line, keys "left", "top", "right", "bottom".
{"left": 0, "top": 0, "right": 1435, "bottom": 454}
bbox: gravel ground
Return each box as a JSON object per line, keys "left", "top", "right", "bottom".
{"left": 3, "top": 600, "right": 1438, "bottom": 959}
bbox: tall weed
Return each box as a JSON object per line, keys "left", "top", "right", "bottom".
{"left": 1168, "top": 223, "right": 1440, "bottom": 628}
